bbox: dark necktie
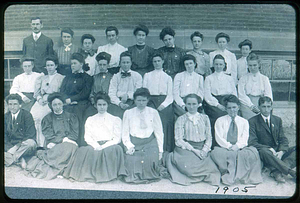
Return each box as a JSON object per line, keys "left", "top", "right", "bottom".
{"left": 227, "top": 117, "right": 238, "bottom": 145}
{"left": 85, "top": 50, "right": 95, "bottom": 57}
{"left": 265, "top": 119, "right": 271, "bottom": 131}
{"left": 121, "top": 72, "right": 131, "bottom": 78}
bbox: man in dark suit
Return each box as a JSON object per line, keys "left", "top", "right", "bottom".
{"left": 4, "top": 94, "right": 37, "bottom": 169}
{"left": 22, "top": 17, "right": 54, "bottom": 74}
{"left": 248, "top": 96, "right": 296, "bottom": 183}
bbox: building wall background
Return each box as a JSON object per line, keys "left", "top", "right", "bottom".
{"left": 4, "top": 4, "right": 296, "bottom": 52}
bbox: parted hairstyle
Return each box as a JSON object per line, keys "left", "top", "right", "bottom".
{"left": 223, "top": 94, "right": 240, "bottom": 107}
{"left": 211, "top": 54, "right": 227, "bottom": 72}
{"left": 258, "top": 96, "right": 273, "bottom": 106}
{"left": 5, "top": 94, "right": 23, "bottom": 105}
{"left": 45, "top": 54, "right": 59, "bottom": 65}
{"left": 181, "top": 54, "right": 197, "bottom": 70}
{"left": 120, "top": 51, "right": 132, "bottom": 61}
{"left": 81, "top": 34, "right": 96, "bottom": 44}
{"left": 31, "top": 17, "right": 42, "bottom": 24}
{"left": 183, "top": 93, "right": 202, "bottom": 104}
{"left": 215, "top": 32, "right": 230, "bottom": 43}
{"left": 133, "top": 88, "right": 151, "bottom": 100}
{"left": 159, "top": 26, "right": 175, "bottom": 40}
{"left": 95, "top": 91, "right": 111, "bottom": 104}
{"left": 61, "top": 27, "right": 74, "bottom": 37}
{"left": 105, "top": 26, "right": 119, "bottom": 36}
{"left": 133, "top": 24, "right": 149, "bottom": 36}
{"left": 190, "top": 31, "right": 204, "bottom": 41}
{"left": 151, "top": 52, "right": 164, "bottom": 61}
{"left": 238, "top": 39, "right": 252, "bottom": 49}
{"left": 47, "top": 92, "right": 66, "bottom": 111}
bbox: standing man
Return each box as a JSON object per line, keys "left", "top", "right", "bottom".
{"left": 4, "top": 94, "right": 37, "bottom": 169}
{"left": 97, "top": 26, "right": 127, "bottom": 74}
{"left": 248, "top": 96, "right": 296, "bottom": 183}
{"left": 22, "top": 17, "right": 54, "bottom": 74}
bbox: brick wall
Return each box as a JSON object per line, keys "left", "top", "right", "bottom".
{"left": 4, "top": 4, "right": 296, "bottom": 52}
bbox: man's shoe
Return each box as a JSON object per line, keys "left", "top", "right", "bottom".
{"left": 271, "top": 171, "right": 286, "bottom": 183}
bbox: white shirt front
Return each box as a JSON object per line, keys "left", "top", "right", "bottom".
{"left": 204, "top": 71, "right": 237, "bottom": 107}
{"left": 97, "top": 43, "right": 127, "bottom": 68}
{"left": 173, "top": 71, "right": 204, "bottom": 107}
{"left": 122, "top": 107, "right": 164, "bottom": 153}
{"left": 85, "top": 54, "right": 99, "bottom": 76}
{"left": 209, "top": 49, "right": 238, "bottom": 84}
{"left": 32, "top": 32, "right": 41, "bottom": 41}
{"left": 238, "top": 72, "right": 273, "bottom": 107}
{"left": 84, "top": 112, "right": 122, "bottom": 150}
{"left": 214, "top": 115, "right": 249, "bottom": 149}
{"left": 143, "top": 69, "right": 173, "bottom": 107}
{"left": 10, "top": 72, "right": 43, "bottom": 99}
{"left": 108, "top": 70, "right": 142, "bottom": 105}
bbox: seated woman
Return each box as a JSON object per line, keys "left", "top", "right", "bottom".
{"left": 83, "top": 51, "right": 113, "bottom": 121}
{"left": 209, "top": 32, "right": 237, "bottom": 84}
{"left": 63, "top": 92, "right": 127, "bottom": 183}
{"left": 60, "top": 52, "right": 93, "bottom": 146}
{"left": 187, "top": 31, "right": 211, "bottom": 78}
{"left": 26, "top": 92, "right": 79, "bottom": 180}
{"left": 173, "top": 54, "right": 204, "bottom": 117}
{"left": 143, "top": 53, "right": 174, "bottom": 152}
{"left": 163, "top": 94, "right": 221, "bottom": 186}
{"left": 203, "top": 54, "right": 237, "bottom": 148}
{"left": 238, "top": 52, "right": 273, "bottom": 120}
{"left": 121, "top": 88, "right": 165, "bottom": 184}
{"left": 210, "top": 95, "right": 263, "bottom": 185}
{"left": 30, "top": 55, "right": 65, "bottom": 148}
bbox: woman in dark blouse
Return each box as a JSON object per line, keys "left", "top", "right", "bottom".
{"left": 60, "top": 52, "right": 93, "bottom": 146}
{"left": 128, "top": 24, "right": 155, "bottom": 77}
{"left": 25, "top": 92, "right": 79, "bottom": 180}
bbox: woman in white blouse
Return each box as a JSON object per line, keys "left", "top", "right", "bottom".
{"left": 210, "top": 95, "right": 263, "bottom": 185}
{"left": 121, "top": 88, "right": 165, "bottom": 183}
{"left": 30, "top": 55, "right": 65, "bottom": 147}
{"left": 63, "top": 92, "right": 127, "bottom": 183}
{"left": 163, "top": 94, "right": 220, "bottom": 186}
{"left": 203, "top": 54, "right": 237, "bottom": 148}
{"left": 143, "top": 53, "right": 174, "bottom": 152}
{"left": 238, "top": 53, "right": 273, "bottom": 120}
{"left": 209, "top": 32, "right": 238, "bottom": 84}
{"left": 173, "top": 54, "right": 204, "bottom": 117}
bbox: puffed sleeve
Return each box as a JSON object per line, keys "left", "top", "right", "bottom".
{"left": 263, "top": 76, "right": 273, "bottom": 101}
{"left": 202, "top": 115, "right": 212, "bottom": 153}
{"left": 238, "top": 75, "right": 253, "bottom": 107}
{"left": 152, "top": 109, "right": 164, "bottom": 153}
{"left": 173, "top": 73, "right": 185, "bottom": 107}
{"left": 197, "top": 74, "right": 204, "bottom": 101}
{"left": 174, "top": 115, "right": 194, "bottom": 150}
{"left": 101, "top": 116, "right": 122, "bottom": 150}
{"left": 127, "top": 72, "right": 142, "bottom": 100}
{"left": 10, "top": 75, "right": 26, "bottom": 99}
{"left": 33, "top": 75, "right": 44, "bottom": 100}
{"left": 230, "top": 53, "right": 238, "bottom": 85}
{"left": 67, "top": 113, "right": 79, "bottom": 142}
{"left": 204, "top": 75, "right": 219, "bottom": 106}
{"left": 84, "top": 117, "right": 101, "bottom": 149}
{"left": 108, "top": 74, "right": 122, "bottom": 106}
{"left": 69, "top": 74, "right": 94, "bottom": 102}
{"left": 214, "top": 117, "right": 232, "bottom": 149}
{"left": 160, "top": 75, "right": 173, "bottom": 108}
{"left": 41, "top": 114, "right": 58, "bottom": 144}
{"left": 121, "top": 109, "right": 135, "bottom": 150}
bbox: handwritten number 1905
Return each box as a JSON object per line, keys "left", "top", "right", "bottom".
{"left": 215, "top": 186, "right": 256, "bottom": 194}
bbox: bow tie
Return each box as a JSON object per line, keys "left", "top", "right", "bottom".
{"left": 64, "top": 44, "right": 72, "bottom": 52}
{"left": 121, "top": 72, "right": 131, "bottom": 78}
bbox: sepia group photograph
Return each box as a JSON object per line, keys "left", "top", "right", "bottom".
{"left": 2, "top": 2, "right": 298, "bottom": 200}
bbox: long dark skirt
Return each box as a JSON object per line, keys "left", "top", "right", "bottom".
{"left": 108, "top": 99, "right": 135, "bottom": 119}
{"left": 163, "top": 140, "right": 221, "bottom": 186}
{"left": 121, "top": 134, "right": 164, "bottom": 184}
{"left": 147, "top": 95, "right": 175, "bottom": 152}
{"left": 25, "top": 142, "right": 78, "bottom": 180}
{"left": 202, "top": 94, "right": 228, "bottom": 148}
{"left": 210, "top": 146, "right": 263, "bottom": 185}
{"left": 63, "top": 143, "right": 128, "bottom": 183}
{"left": 21, "top": 92, "right": 36, "bottom": 112}
{"left": 64, "top": 100, "right": 91, "bottom": 146}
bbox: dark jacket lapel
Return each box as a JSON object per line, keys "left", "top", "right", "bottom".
{"left": 258, "top": 114, "right": 271, "bottom": 134}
